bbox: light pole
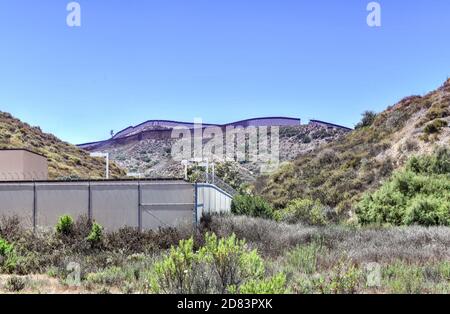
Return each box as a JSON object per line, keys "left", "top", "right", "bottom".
{"left": 181, "top": 160, "right": 188, "bottom": 180}
{"left": 90, "top": 152, "right": 109, "bottom": 179}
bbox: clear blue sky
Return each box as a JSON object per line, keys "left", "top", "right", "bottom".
{"left": 0, "top": 0, "right": 449, "bottom": 144}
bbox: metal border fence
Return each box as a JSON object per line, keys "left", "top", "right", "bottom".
{"left": 0, "top": 179, "right": 232, "bottom": 230}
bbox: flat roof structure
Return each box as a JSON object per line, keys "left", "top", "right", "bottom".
{"left": 0, "top": 149, "right": 48, "bottom": 181}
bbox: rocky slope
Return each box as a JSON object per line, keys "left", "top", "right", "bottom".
{"left": 86, "top": 122, "right": 350, "bottom": 188}
{"left": 0, "top": 112, "right": 125, "bottom": 179}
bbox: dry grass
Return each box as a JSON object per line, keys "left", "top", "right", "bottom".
{"left": 2, "top": 214, "right": 450, "bottom": 294}
{"left": 205, "top": 215, "right": 450, "bottom": 265}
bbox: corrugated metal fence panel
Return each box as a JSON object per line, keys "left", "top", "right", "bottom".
{"left": 91, "top": 182, "right": 139, "bottom": 230}
{"left": 140, "top": 181, "right": 193, "bottom": 204}
{"left": 141, "top": 181, "right": 194, "bottom": 230}
{"left": 0, "top": 183, "right": 34, "bottom": 228}
{"left": 196, "top": 184, "right": 232, "bottom": 222}
{"left": 141, "top": 205, "right": 194, "bottom": 230}
{"left": 36, "top": 182, "right": 89, "bottom": 227}
{"left": 0, "top": 180, "right": 232, "bottom": 230}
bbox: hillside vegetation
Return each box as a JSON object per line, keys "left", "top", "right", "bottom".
{"left": 1, "top": 215, "right": 449, "bottom": 294}
{"left": 357, "top": 147, "right": 450, "bottom": 226}
{"left": 258, "top": 79, "right": 450, "bottom": 217}
{"left": 0, "top": 112, "right": 125, "bottom": 179}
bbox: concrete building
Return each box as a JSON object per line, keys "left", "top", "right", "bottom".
{"left": 0, "top": 149, "right": 48, "bottom": 181}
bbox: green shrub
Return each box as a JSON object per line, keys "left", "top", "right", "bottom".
{"left": 86, "top": 266, "right": 127, "bottom": 286}
{"left": 437, "top": 261, "right": 450, "bottom": 281}
{"left": 277, "top": 198, "right": 328, "bottom": 225}
{"left": 201, "top": 233, "right": 265, "bottom": 293}
{"left": 294, "top": 261, "right": 361, "bottom": 294}
{"left": 403, "top": 195, "right": 449, "bottom": 226}
{"left": 231, "top": 194, "right": 274, "bottom": 219}
{"left": 86, "top": 222, "right": 103, "bottom": 245}
{"left": 285, "top": 242, "right": 323, "bottom": 275}
{"left": 384, "top": 262, "right": 424, "bottom": 294}
{"left": 328, "top": 261, "right": 362, "bottom": 294}
{"left": 149, "top": 238, "right": 198, "bottom": 294}
{"left": 407, "top": 147, "right": 450, "bottom": 175}
{"left": 238, "top": 273, "right": 287, "bottom": 294}
{"left": 56, "top": 215, "right": 74, "bottom": 235}
{"left": 0, "top": 237, "right": 19, "bottom": 273}
{"left": 357, "top": 148, "right": 450, "bottom": 226}
{"left": 0, "top": 237, "right": 14, "bottom": 257}
{"left": 149, "top": 233, "right": 267, "bottom": 294}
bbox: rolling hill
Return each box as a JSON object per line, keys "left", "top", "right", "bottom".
{"left": 0, "top": 111, "right": 126, "bottom": 179}
{"left": 79, "top": 118, "right": 352, "bottom": 188}
{"left": 257, "top": 78, "right": 450, "bottom": 217}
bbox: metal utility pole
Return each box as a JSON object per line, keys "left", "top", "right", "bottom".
{"left": 181, "top": 160, "right": 189, "bottom": 180}
{"left": 181, "top": 158, "right": 215, "bottom": 184}
{"left": 90, "top": 152, "right": 109, "bottom": 179}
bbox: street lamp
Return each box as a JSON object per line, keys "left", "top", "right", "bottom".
{"left": 90, "top": 152, "right": 109, "bottom": 179}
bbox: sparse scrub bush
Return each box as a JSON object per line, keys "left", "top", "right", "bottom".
{"left": 437, "top": 261, "right": 450, "bottom": 281}
{"left": 56, "top": 215, "right": 74, "bottom": 236}
{"left": 149, "top": 238, "right": 199, "bottom": 294}
{"left": 0, "top": 216, "right": 23, "bottom": 242}
{"left": 0, "top": 237, "right": 19, "bottom": 273}
{"left": 402, "top": 139, "right": 418, "bottom": 152}
{"left": 231, "top": 194, "right": 274, "bottom": 219}
{"left": 425, "top": 102, "right": 449, "bottom": 121}
{"left": 285, "top": 242, "right": 323, "bottom": 275}
{"left": 317, "top": 149, "right": 340, "bottom": 167}
{"left": 383, "top": 262, "right": 424, "bottom": 294}
{"left": 327, "top": 261, "right": 361, "bottom": 294}
{"left": 423, "top": 119, "right": 447, "bottom": 135}
{"left": 237, "top": 273, "right": 287, "bottom": 294}
{"left": 0, "top": 238, "right": 14, "bottom": 257}
{"left": 201, "top": 233, "right": 265, "bottom": 293}
{"left": 293, "top": 261, "right": 361, "bottom": 294}
{"left": 276, "top": 198, "right": 329, "bottom": 226}
{"left": 355, "top": 111, "right": 377, "bottom": 129}
{"left": 5, "top": 276, "right": 26, "bottom": 292}
{"left": 86, "top": 222, "right": 103, "bottom": 246}
{"left": 86, "top": 266, "right": 127, "bottom": 286}
{"left": 149, "top": 233, "right": 269, "bottom": 294}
